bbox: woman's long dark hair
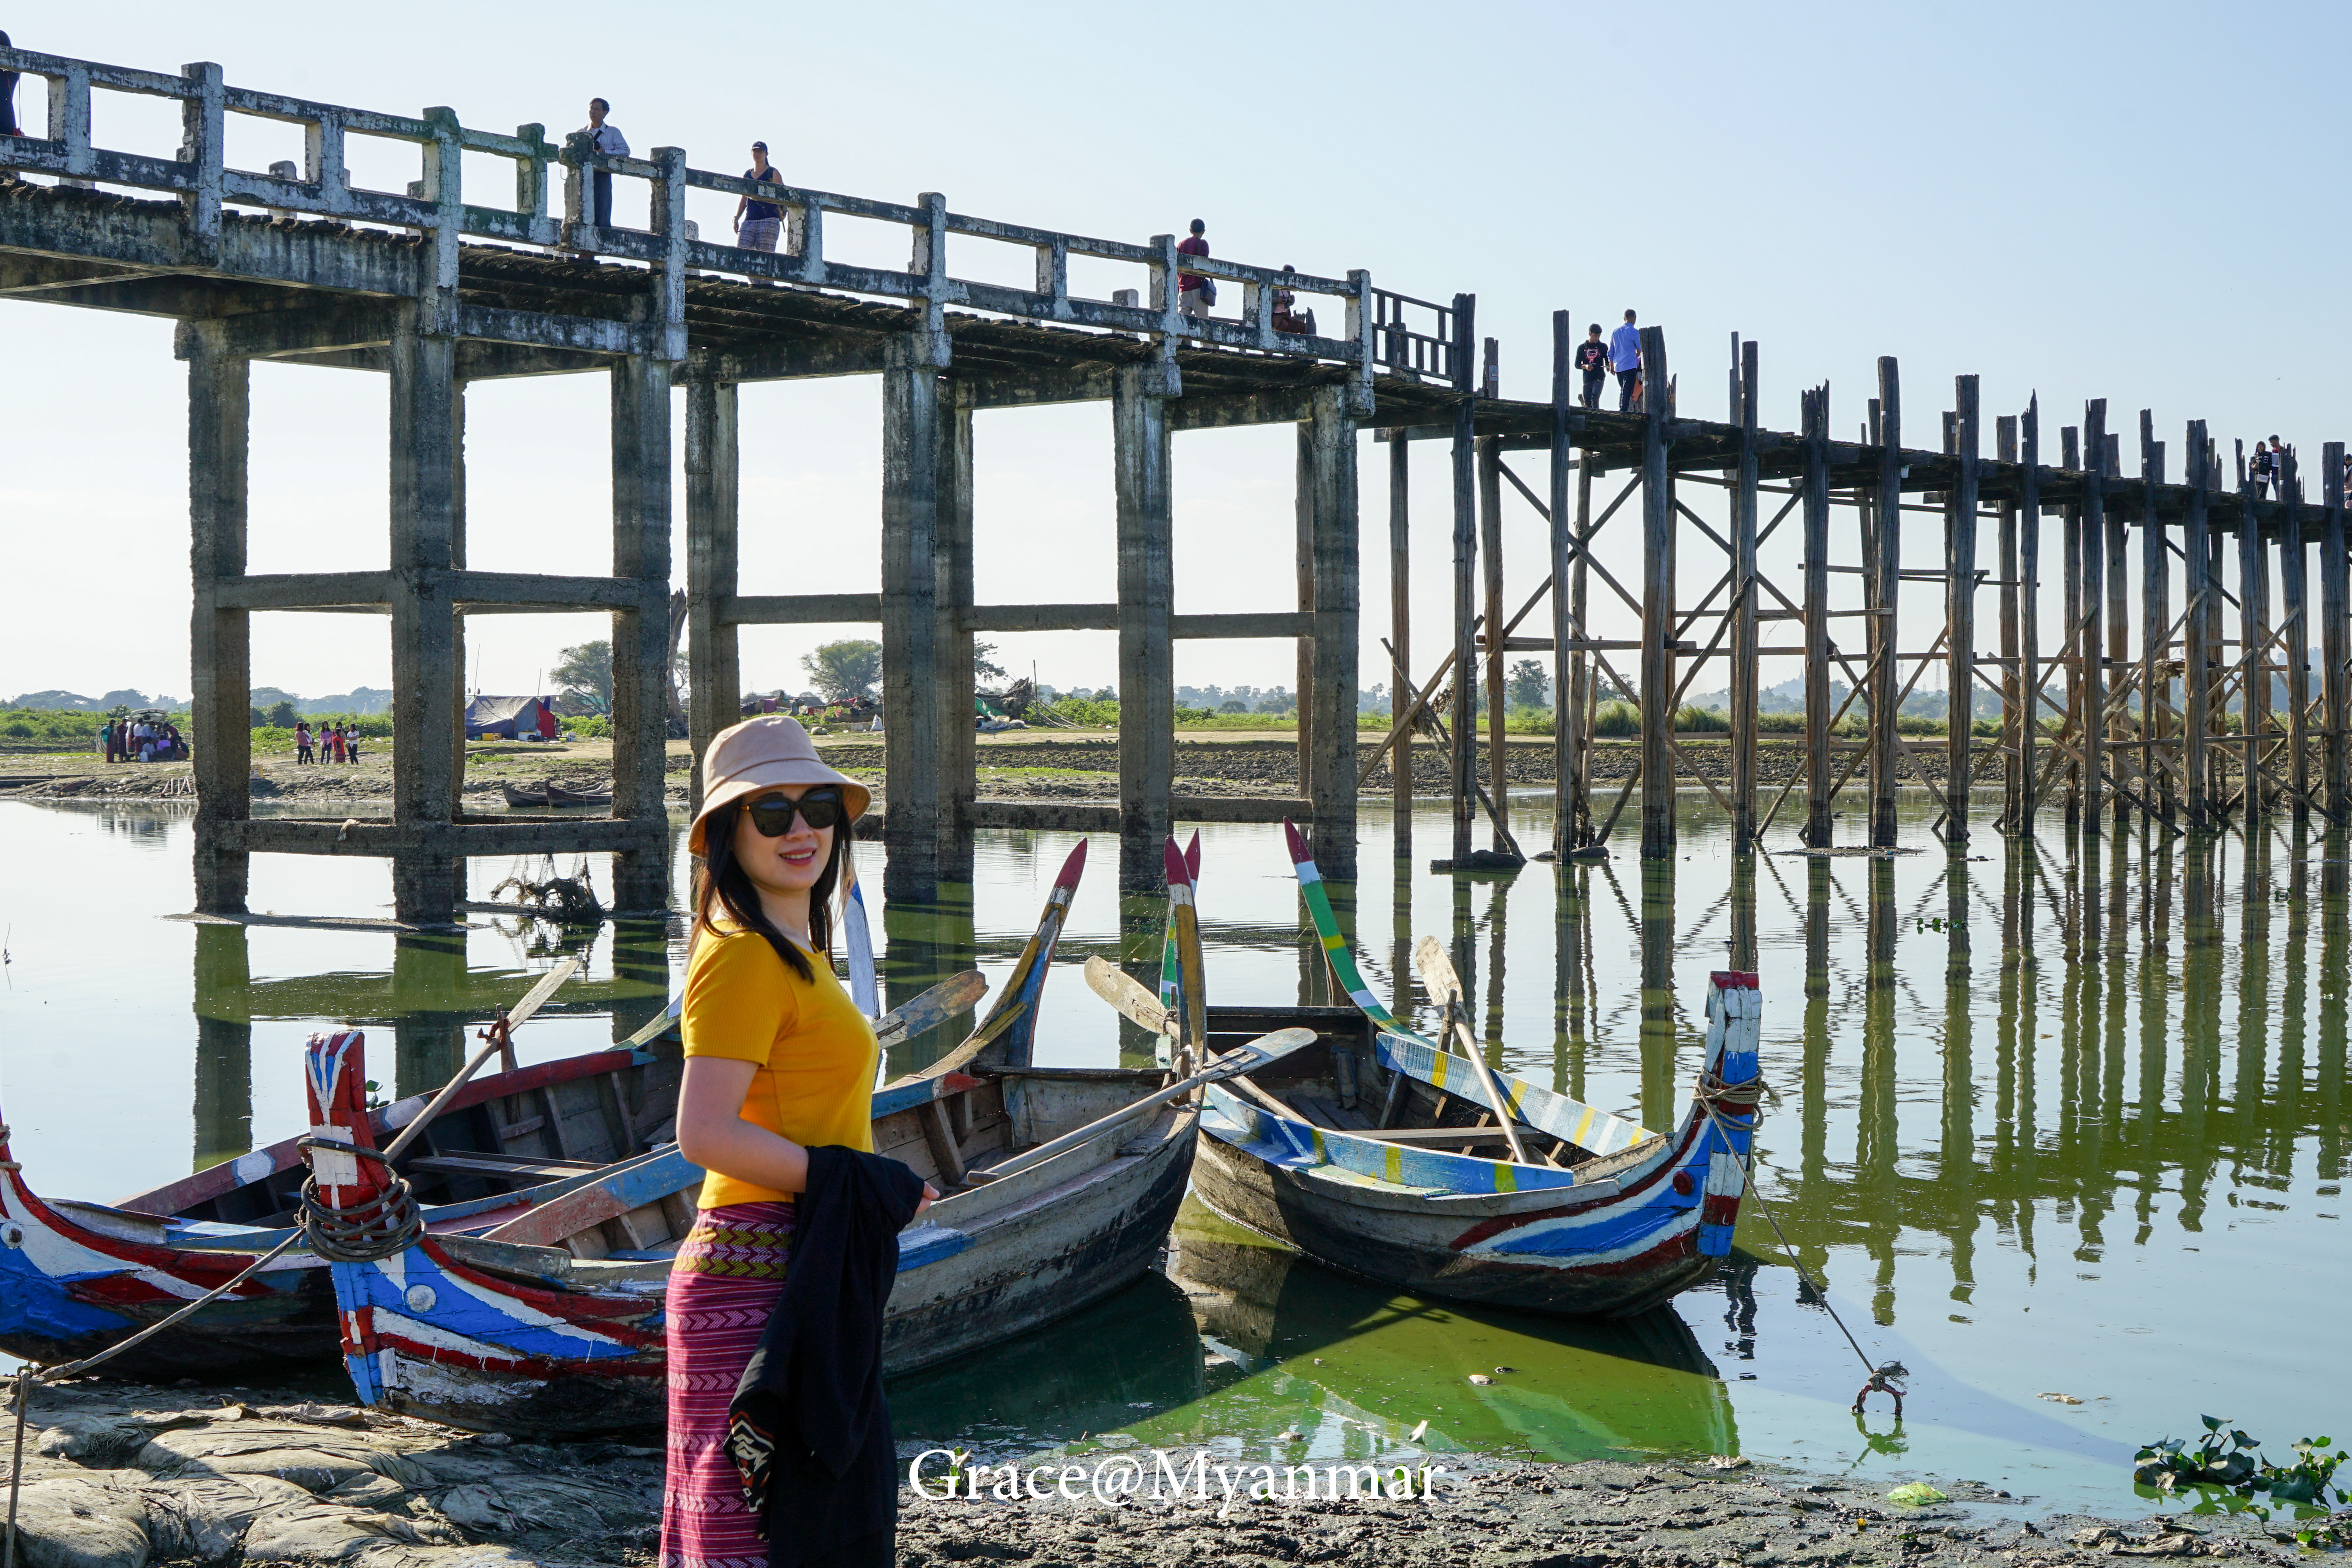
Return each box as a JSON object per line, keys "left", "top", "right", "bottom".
{"left": 692, "top": 796, "right": 850, "bottom": 984}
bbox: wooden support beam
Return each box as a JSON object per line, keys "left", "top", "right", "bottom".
{"left": 1392, "top": 415, "right": 1414, "bottom": 858}
{"left": 1801, "top": 382, "right": 1833, "bottom": 846}
{"left": 1114, "top": 360, "right": 1175, "bottom": 892}
{"left": 684, "top": 374, "right": 739, "bottom": 818}
{"left": 1729, "top": 337, "right": 1760, "bottom": 852}
{"left": 2280, "top": 450, "right": 2312, "bottom": 823}
{"left": 1478, "top": 428, "right": 1509, "bottom": 847}
{"left": 1996, "top": 412, "right": 2021, "bottom": 831}
{"left": 1548, "top": 310, "right": 1579, "bottom": 854}
{"left": 1449, "top": 295, "right": 1478, "bottom": 863}
{"left": 2080, "top": 404, "right": 2108, "bottom": 831}
{"left": 184, "top": 323, "right": 251, "bottom": 915}
{"left": 2238, "top": 440, "right": 2269, "bottom": 819}
{"left": 1869, "top": 359, "right": 1902, "bottom": 847}
{"left": 2182, "top": 421, "right": 2213, "bottom": 830}
{"left": 1946, "top": 374, "right": 1979, "bottom": 842}
{"left": 1638, "top": 326, "right": 1677, "bottom": 857}
{"left": 2016, "top": 398, "right": 2042, "bottom": 830}
{"left": 2139, "top": 411, "right": 2172, "bottom": 823}
{"left": 2323, "top": 440, "right": 2350, "bottom": 817}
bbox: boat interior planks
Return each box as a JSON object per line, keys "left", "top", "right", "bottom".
{"left": 0, "top": 1040, "right": 683, "bottom": 1376}
{"left": 1183, "top": 823, "right": 1763, "bottom": 1318}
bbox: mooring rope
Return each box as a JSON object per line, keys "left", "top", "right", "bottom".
{"left": 294, "top": 1141, "right": 424, "bottom": 1264}
{"left": 1696, "top": 1086, "right": 1907, "bottom": 1417}
{"left": 2, "top": 1149, "right": 421, "bottom": 1567}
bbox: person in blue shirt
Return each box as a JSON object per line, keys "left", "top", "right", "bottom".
{"left": 1609, "top": 310, "right": 1642, "bottom": 413}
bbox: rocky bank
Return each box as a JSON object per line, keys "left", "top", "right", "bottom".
{"left": 0, "top": 1381, "right": 2291, "bottom": 1568}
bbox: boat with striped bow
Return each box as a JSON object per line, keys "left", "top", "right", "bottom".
{"left": 297, "top": 841, "right": 1312, "bottom": 1435}
{"left": 1184, "top": 823, "right": 1763, "bottom": 1318}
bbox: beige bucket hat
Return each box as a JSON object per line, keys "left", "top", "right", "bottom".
{"left": 689, "top": 715, "right": 871, "bottom": 855}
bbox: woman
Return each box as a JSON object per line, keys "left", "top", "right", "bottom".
{"left": 663, "top": 716, "right": 930, "bottom": 1568}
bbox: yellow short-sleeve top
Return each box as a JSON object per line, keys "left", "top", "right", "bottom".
{"left": 681, "top": 925, "right": 877, "bottom": 1209}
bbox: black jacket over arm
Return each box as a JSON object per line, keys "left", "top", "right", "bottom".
{"left": 727, "top": 1144, "right": 927, "bottom": 1567}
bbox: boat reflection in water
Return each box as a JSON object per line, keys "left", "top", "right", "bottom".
{"left": 1164, "top": 1197, "right": 1737, "bottom": 1463}
{"left": 887, "top": 1268, "right": 1209, "bottom": 1455}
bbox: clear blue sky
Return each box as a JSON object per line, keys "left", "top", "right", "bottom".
{"left": 4, "top": 1, "right": 2344, "bottom": 705}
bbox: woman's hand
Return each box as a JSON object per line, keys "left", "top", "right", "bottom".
{"left": 915, "top": 1182, "right": 938, "bottom": 1218}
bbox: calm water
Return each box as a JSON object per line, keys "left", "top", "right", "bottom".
{"left": 1, "top": 791, "right": 2342, "bottom": 1511}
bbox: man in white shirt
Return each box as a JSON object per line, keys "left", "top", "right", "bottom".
{"left": 1609, "top": 309, "right": 1642, "bottom": 413}
{"left": 575, "top": 97, "right": 629, "bottom": 239}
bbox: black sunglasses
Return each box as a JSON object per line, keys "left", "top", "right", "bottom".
{"left": 744, "top": 789, "right": 842, "bottom": 838}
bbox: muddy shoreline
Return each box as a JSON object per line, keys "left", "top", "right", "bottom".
{"left": 0, "top": 735, "right": 2032, "bottom": 807}
{"left": 0, "top": 1379, "right": 2287, "bottom": 1568}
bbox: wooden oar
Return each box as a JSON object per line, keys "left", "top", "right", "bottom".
{"left": 874, "top": 970, "right": 987, "bottom": 1048}
{"left": 382, "top": 956, "right": 580, "bottom": 1163}
{"left": 1411, "top": 937, "right": 1531, "bottom": 1165}
{"left": 1166, "top": 839, "right": 1208, "bottom": 1077}
{"left": 978, "top": 1027, "right": 1314, "bottom": 1184}
{"left": 622, "top": 967, "right": 986, "bottom": 1052}
{"left": 1083, "top": 955, "right": 1177, "bottom": 1038}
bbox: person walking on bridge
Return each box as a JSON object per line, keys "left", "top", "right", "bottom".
{"left": 1177, "top": 218, "right": 1211, "bottom": 320}
{"left": 1575, "top": 323, "right": 1609, "bottom": 409}
{"left": 574, "top": 97, "right": 629, "bottom": 251}
{"left": 1609, "top": 309, "right": 1642, "bottom": 413}
{"left": 734, "top": 140, "right": 783, "bottom": 280}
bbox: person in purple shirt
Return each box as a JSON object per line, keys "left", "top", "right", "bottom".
{"left": 1609, "top": 309, "right": 1642, "bottom": 412}
{"left": 1177, "top": 218, "right": 1211, "bottom": 319}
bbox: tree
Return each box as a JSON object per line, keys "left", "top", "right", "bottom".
{"left": 802, "top": 639, "right": 882, "bottom": 701}
{"left": 974, "top": 640, "right": 1007, "bottom": 683}
{"left": 1508, "top": 659, "right": 1549, "bottom": 710}
{"left": 550, "top": 640, "right": 614, "bottom": 713}
{"left": 265, "top": 699, "right": 301, "bottom": 728}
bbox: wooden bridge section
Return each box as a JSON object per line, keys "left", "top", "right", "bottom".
{"left": 3, "top": 48, "right": 2343, "bottom": 931}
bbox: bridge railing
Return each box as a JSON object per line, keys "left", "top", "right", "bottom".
{"left": 0, "top": 48, "right": 1456, "bottom": 399}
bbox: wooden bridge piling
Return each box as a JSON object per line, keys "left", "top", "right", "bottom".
{"left": 1729, "top": 338, "right": 1761, "bottom": 853}
{"left": 1638, "top": 326, "right": 1677, "bottom": 858}
{"left": 2080, "top": 404, "right": 2109, "bottom": 832}
{"left": 1869, "top": 360, "right": 1903, "bottom": 848}
{"left": 2182, "top": 422, "right": 2213, "bottom": 830}
{"left": 2324, "top": 443, "right": 2350, "bottom": 818}
{"left": 1800, "top": 384, "right": 1833, "bottom": 846}
{"left": 1946, "top": 375, "right": 1980, "bottom": 845}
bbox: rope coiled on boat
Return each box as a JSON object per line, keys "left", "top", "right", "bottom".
{"left": 296, "top": 1139, "right": 423, "bottom": 1263}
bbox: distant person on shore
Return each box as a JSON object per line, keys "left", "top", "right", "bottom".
{"left": 1609, "top": 310, "right": 1642, "bottom": 413}
{"left": 295, "top": 720, "right": 313, "bottom": 764}
{"left": 99, "top": 719, "right": 118, "bottom": 764}
{"left": 346, "top": 725, "right": 363, "bottom": 764}
{"left": 574, "top": 97, "right": 628, "bottom": 250}
{"left": 1576, "top": 323, "right": 1609, "bottom": 409}
{"left": 163, "top": 721, "right": 183, "bottom": 760}
{"left": 1177, "top": 219, "right": 1211, "bottom": 320}
{"left": 733, "top": 141, "right": 782, "bottom": 279}
{"left": 0, "top": 31, "right": 21, "bottom": 141}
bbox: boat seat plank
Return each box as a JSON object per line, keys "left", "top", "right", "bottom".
{"left": 1354, "top": 1125, "right": 1519, "bottom": 1146}
{"left": 409, "top": 1153, "right": 606, "bottom": 1182}
{"left": 1282, "top": 1094, "right": 1342, "bottom": 1130}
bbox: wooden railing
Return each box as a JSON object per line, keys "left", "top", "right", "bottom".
{"left": 0, "top": 47, "right": 1458, "bottom": 399}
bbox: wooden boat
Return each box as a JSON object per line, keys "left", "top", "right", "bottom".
{"left": 0, "top": 1041, "right": 682, "bottom": 1376}
{"left": 301, "top": 840, "right": 1269, "bottom": 1436}
{"left": 501, "top": 780, "right": 612, "bottom": 808}
{"left": 1185, "top": 822, "right": 1761, "bottom": 1319}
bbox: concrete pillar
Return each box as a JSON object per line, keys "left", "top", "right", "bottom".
{"left": 388, "top": 307, "right": 462, "bottom": 923}
{"left": 1114, "top": 362, "right": 1176, "bottom": 891}
{"left": 938, "top": 382, "right": 977, "bottom": 888}
{"left": 191, "top": 923, "right": 252, "bottom": 1169}
{"left": 882, "top": 333, "right": 947, "bottom": 900}
{"left": 685, "top": 373, "right": 741, "bottom": 816}
{"left": 611, "top": 353, "right": 674, "bottom": 914}
{"left": 183, "top": 321, "right": 251, "bottom": 914}
{"left": 1301, "top": 385, "right": 1360, "bottom": 879}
